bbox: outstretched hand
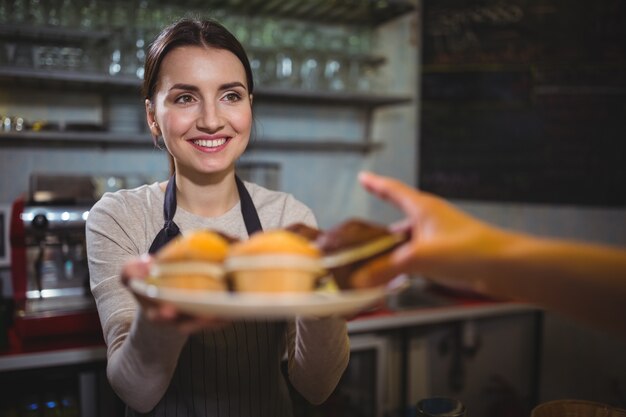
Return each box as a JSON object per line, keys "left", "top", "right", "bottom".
{"left": 351, "top": 171, "right": 510, "bottom": 289}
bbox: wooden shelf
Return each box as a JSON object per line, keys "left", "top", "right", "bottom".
{"left": 210, "top": 0, "right": 415, "bottom": 26}
{"left": 0, "top": 24, "right": 109, "bottom": 43}
{"left": 0, "top": 131, "right": 383, "bottom": 153}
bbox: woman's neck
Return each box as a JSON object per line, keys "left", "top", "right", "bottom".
{"left": 172, "top": 169, "right": 239, "bottom": 218}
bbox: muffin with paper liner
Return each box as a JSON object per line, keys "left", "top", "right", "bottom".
{"left": 225, "top": 229, "right": 325, "bottom": 293}
{"left": 150, "top": 229, "right": 231, "bottom": 291}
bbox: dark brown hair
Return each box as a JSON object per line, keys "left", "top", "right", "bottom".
{"left": 143, "top": 18, "right": 254, "bottom": 100}
{"left": 143, "top": 18, "right": 254, "bottom": 173}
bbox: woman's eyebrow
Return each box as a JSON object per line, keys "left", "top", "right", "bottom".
{"left": 220, "top": 81, "right": 247, "bottom": 91}
{"left": 169, "top": 82, "right": 247, "bottom": 92}
{"left": 169, "top": 83, "right": 199, "bottom": 92}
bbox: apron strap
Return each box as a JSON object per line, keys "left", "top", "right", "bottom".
{"left": 148, "top": 174, "right": 263, "bottom": 254}
{"left": 236, "top": 176, "right": 263, "bottom": 236}
{"left": 148, "top": 175, "right": 180, "bottom": 254}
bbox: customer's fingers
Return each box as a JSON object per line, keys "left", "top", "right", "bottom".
{"left": 350, "top": 252, "right": 408, "bottom": 288}
{"left": 389, "top": 217, "right": 413, "bottom": 234}
{"left": 358, "top": 171, "right": 426, "bottom": 218}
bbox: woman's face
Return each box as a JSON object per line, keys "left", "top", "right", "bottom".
{"left": 147, "top": 45, "right": 252, "bottom": 178}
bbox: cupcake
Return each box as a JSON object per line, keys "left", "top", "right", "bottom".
{"left": 316, "top": 218, "right": 408, "bottom": 289}
{"left": 225, "top": 230, "right": 324, "bottom": 293}
{"left": 150, "top": 229, "right": 230, "bottom": 290}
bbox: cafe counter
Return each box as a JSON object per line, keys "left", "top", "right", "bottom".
{"left": 0, "top": 285, "right": 541, "bottom": 417}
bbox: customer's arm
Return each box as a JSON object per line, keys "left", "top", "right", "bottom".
{"left": 354, "top": 171, "right": 626, "bottom": 335}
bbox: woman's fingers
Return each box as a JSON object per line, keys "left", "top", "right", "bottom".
{"left": 121, "top": 254, "right": 153, "bottom": 285}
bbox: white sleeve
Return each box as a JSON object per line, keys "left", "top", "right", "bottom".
{"left": 285, "top": 316, "right": 350, "bottom": 404}
{"left": 86, "top": 195, "right": 187, "bottom": 412}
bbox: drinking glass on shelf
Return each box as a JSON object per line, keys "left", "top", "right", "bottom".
{"left": 323, "top": 58, "right": 346, "bottom": 91}
{"left": 44, "top": 0, "right": 62, "bottom": 26}
{"left": 260, "top": 17, "right": 281, "bottom": 49}
{"left": 27, "top": 0, "right": 46, "bottom": 25}
{"left": 9, "top": 0, "right": 28, "bottom": 24}
{"left": 321, "top": 26, "right": 349, "bottom": 91}
{"left": 248, "top": 16, "right": 284, "bottom": 88}
{"left": 234, "top": 24, "right": 250, "bottom": 47}
{"left": 120, "top": 28, "right": 138, "bottom": 77}
{"left": 345, "top": 26, "right": 375, "bottom": 91}
{"left": 300, "top": 56, "right": 322, "bottom": 91}
{"left": 272, "top": 20, "right": 301, "bottom": 89}
{"left": 298, "top": 25, "right": 322, "bottom": 90}
{"left": 0, "top": 1, "right": 7, "bottom": 24}
{"left": 78, "top": 0, "right": 98, "bottom": 29}
{"left": 274, "top": 51, "right": 295, "bottom": 88}
{"left": 347, "top": 26, "right": 372, "bottom": 56}
{"left": 247, "top": 15, "right": 265, "bottom": 49}
{"left": 248, "top": 49, "right": 275, "bottom": 88}
{"left": 108, "top": 33, "right": 122, "bottom": 76}
{"left": 12, "top": 41, "right": 33, "bottom": 68}
{"left": 59, "top": 0, "right": 79, "bottom": 28}
{"left": 134, "top": 35, "right": 146, "bottom": 79}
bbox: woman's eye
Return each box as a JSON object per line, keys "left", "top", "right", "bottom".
{"left": 175, "top": 94, "right": 194, "bottom": 104}
{"left": 223, "top": 92, "right": 241, "bottom": 102}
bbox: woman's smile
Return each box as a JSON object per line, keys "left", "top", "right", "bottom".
{"left": 188, "top": 135, "right": 231, "bottom": 152}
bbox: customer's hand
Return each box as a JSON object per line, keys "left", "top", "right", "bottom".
{"left": 121, "top": 256, "right": 228, "bottom": 334}
{"left": 352, "top": 171, "right": 511, "bottom": 289}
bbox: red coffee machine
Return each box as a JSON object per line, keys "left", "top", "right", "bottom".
{"left": 10, "top": 174, "right": 101, "bottom": 340}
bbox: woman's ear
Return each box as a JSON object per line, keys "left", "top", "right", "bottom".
{"left": 249, "top": 94, "right": 253, "bottom": 106}
{"left": 145, "top": 99, "right": 160, "bottom": 137}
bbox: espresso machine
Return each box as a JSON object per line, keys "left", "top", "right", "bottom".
{"left": 10, "top": 174, "right": 101, "bottom": 340}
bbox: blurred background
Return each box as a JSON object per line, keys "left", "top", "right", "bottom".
{"left": 0, "top": 0, "right": 624, "bottom": 416}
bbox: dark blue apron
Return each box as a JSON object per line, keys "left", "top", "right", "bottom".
{"left": 148, "top": 174, "right": 263, "bottom": 254}
{"left": 140, "top": 175, "right": 290, "bottom": 417}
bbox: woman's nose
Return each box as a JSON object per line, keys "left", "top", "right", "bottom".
{"left": 197, "top": 103, "right": 224, "bottom": 132}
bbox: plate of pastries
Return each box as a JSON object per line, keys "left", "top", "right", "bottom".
{"left": 129, "top": 218, "right": 409, "bottom": 319}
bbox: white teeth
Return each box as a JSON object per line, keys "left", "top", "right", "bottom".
{"left": 193, "top": 138, "right": 227, "bottom": 148}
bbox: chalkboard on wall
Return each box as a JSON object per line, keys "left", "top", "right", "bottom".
{"left": 418, "top": 0, "right": 626, "bottom": 206}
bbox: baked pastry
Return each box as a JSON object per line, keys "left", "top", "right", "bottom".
{"left": 225, "top": 230, "right": 324, "bottom": 293}
{"left": 150, "top": 229, "right": 230, "bottom": 290}
{"left": 316, "top": 218, "right": 408, "bottom": 289}
{"left": 284, "top": 222, "right": 322, "bottom": 241}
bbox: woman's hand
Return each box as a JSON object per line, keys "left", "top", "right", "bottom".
{"left": 351, "top": 171, "right": 512, "bottom": 289}
{"left": 121, "top": 255, "right": 228, "bottom": 334}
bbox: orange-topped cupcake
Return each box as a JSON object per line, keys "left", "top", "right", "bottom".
{"left": 225, "top": 230, "right": 324, "bottom": 293}
{"left": 151, "top": 229, "right": 230, "bottom": 290}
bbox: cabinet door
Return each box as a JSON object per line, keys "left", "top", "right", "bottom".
{"left": 0, "top": 362, "right": 124, "bottom": 417}
{"left": 407, "top": 313, "right": 540, "bottom": 417}
{"left": 285, "top": 334, "right": 395, "bottom": 417}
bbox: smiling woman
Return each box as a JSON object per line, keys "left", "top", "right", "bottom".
{"left": 85, "top": 18, "right": 349, "bottom": 416}
{"left": 147, "top": 45, "right": 253, "bottom": 180}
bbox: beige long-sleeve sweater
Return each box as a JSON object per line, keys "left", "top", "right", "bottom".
{"left": 86, "top": 180, "right": 349, "bottom": 416}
